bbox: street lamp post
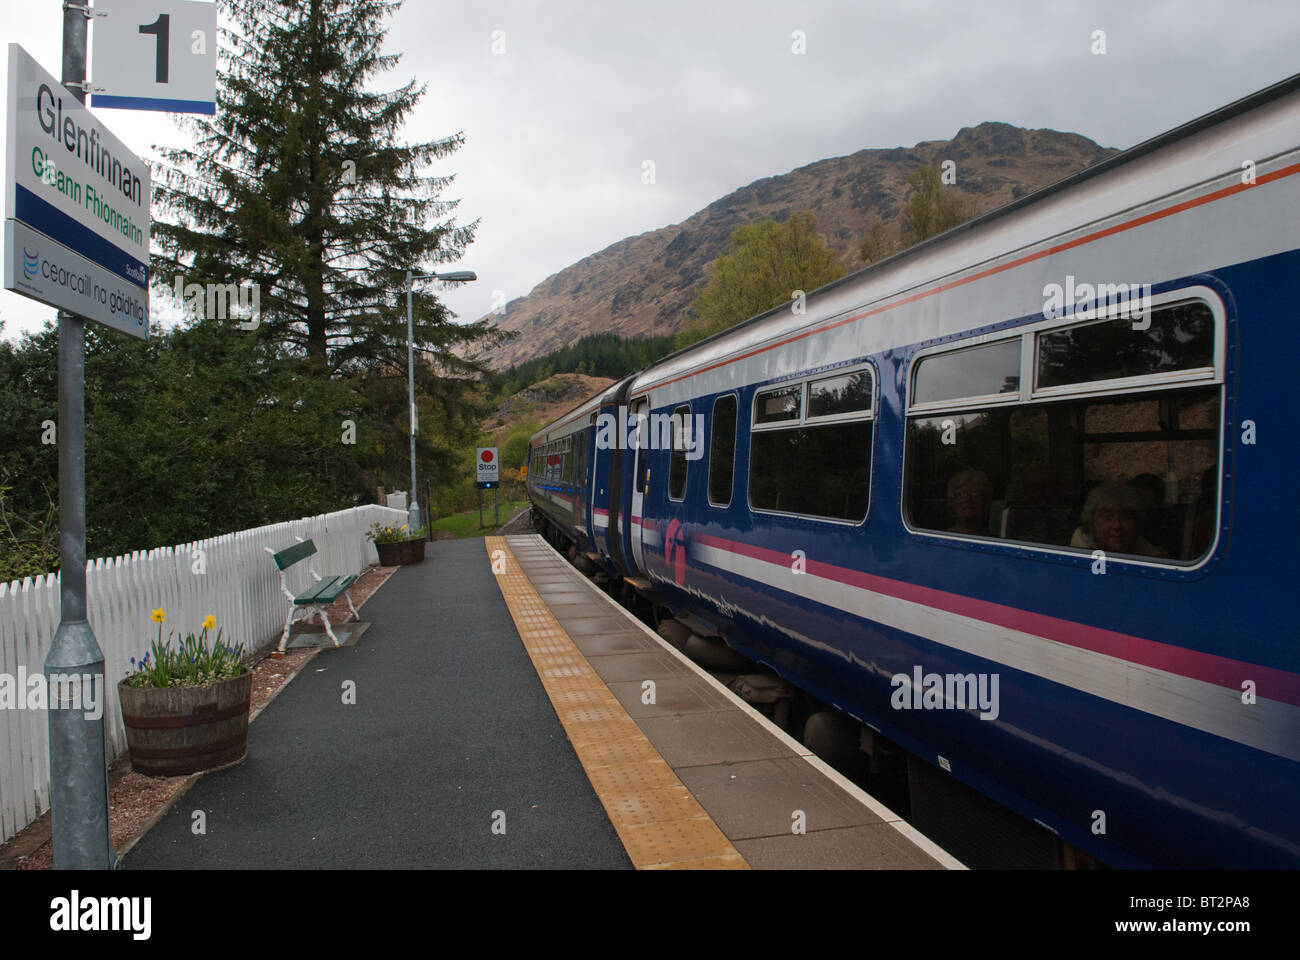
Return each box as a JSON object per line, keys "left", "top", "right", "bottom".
{"left": 404, "top": 269, "right": 477, "bottom": 531}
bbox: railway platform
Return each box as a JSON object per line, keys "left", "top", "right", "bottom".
{"left": 123, "top": 534, "right": 960, "bottom": 870}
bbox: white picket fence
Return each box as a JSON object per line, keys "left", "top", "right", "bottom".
{"left": 0, "top": 503, "right": 406, "bottom": 846}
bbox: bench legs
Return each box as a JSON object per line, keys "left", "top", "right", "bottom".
{"left": 319, "top": 606, "right": 341, "bottom": 647}
{"left": 275, "top": 588, "right": 358, "bottom": 656}
{"left": 314, "top": 582, "right": 356, "bottom": 642}
{"left": 276, "top": 605, "right": 301, "bottom": 656}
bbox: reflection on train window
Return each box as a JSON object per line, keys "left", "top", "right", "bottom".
{"left": 913, "top": 338, "right": 1020, "bottom": 405}
{"left": 754, "top": 385, "right": 801, "bottom": 424}
{"left": 575, "top": 435, "right": 584, "bottom": 485}
{"left": 709, "top": 395, "right": 737, "bottom": 507}
{"left": 751, "top": 422, "right": 873, "bottom": 520}
{"left": 808, "top": 371, "right": 872, "bottom": 418}
{"left": 904, "top": 298, "right": 1223, "bottom": 563}
{"left": 1037, "top": 302, "right": 1214, "bottom": 390}
{"left": 749, "top": 366, "right": 875, "bottom": 523}
{"left": 668, "top": 404, "right": 691, "bottom": 501}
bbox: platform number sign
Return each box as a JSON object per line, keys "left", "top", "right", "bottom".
{"left": 476, "top": 447, "right": 499, "bottom": 488}
{"left": 138, "top": 14, "right": 171, "bottom": 84}
{"left": 90, "top": 0, "right": 218, "bottom": 114}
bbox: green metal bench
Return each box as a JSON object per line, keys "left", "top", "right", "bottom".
{"left": 265, "top": 538, "right": 359, "bottom": 655}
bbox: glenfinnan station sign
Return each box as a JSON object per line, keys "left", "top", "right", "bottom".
{"left": 3, "top": 43, "right": 151, "bottom": 339}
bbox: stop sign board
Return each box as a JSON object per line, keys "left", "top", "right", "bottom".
{"left": 476, "top": 447, "right": 499, "bottom": 483}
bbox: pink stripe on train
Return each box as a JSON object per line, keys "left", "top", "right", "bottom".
{"left": 689, "top": 531, "right": 1300, "bottom": 707}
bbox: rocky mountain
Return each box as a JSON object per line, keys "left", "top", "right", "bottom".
{"left": 478, "top": 122, "right": 1118, "bottom": 370}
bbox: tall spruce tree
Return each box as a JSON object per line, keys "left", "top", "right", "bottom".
{"left": 150, "top": 0, "right": 502, "bottom": 492}
{"left": 154, "top": 0, "right": 490, "bottom": 368}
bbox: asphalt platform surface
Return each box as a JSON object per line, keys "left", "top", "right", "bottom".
{"left": 125, "top": 537, "right": 632, "bottom": 869}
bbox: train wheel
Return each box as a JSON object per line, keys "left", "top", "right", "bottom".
{"left": 802, "top": 711, "right": 863, "bottom": 775}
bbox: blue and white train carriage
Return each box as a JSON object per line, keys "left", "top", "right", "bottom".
{"left": 527, "top": 74, "right": 1300, "bottom": 869}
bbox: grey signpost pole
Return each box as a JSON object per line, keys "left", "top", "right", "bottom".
{"left": 44, "top": 0, "right": 114, "bottom": 870}
{"left": 405, "top": 271, "right": 420, "bottom": 532}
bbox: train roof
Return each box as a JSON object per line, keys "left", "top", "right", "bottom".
{"left": 528, "top": 376, "right": 629, "bottom": 444}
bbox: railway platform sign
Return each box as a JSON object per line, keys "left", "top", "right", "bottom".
{"left": 476, "top": 447, "right": 500, "bottom": 485}
{"left": 3, "top": 43, "right": 151, "bottom": 338}
{"left": 90, "top": 0, "right": 218, "bottom": 115}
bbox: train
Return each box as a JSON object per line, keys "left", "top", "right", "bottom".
{"left": 525, "top": 73, "right": 1300, "bottom": 869}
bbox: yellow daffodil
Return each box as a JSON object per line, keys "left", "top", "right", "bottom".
{"left": 151, "top": 608, "right": 166, "bottom": 624}
{"left": 202, "top": 615, "right": 216, "bottom": 631}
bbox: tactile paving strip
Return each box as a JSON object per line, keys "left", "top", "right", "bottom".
{"left": 486, "top": 537, "right": 748, "bottom": 870}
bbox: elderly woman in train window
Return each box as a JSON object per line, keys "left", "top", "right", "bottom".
{"left": 1070, "top": 481, "right": 1169, "bottom": 558}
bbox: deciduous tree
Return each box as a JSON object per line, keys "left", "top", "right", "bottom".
{"left": 676, "top": 214, "right": 845, "bottom": 349}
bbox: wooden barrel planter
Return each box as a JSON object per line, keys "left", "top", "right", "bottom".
{"left": 118, "top": 672, "right": 253, "bottom": 777}
{"left": 376, "top": 537, "right": 426, "bottom": 565}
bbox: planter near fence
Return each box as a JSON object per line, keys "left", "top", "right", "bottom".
{"left": 375, "top": 538, "right": 426, "bottom": 566}
{"left": 118, "top": 673, "right": 253, "bottom": 776}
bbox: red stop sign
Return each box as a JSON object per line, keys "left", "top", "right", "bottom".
{"left": 481, "top": 450, "right": 494, "bottom": 463}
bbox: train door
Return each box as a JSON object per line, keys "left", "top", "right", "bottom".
{"left": 629, "top": 397, "right": 648, "bottom": 572}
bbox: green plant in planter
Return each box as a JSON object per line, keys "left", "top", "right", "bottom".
{"left": 124, "top": 610, "right": 247, "bottom": 688}
{"left": 367, "top": 521, "right": 426, "bottom": 543}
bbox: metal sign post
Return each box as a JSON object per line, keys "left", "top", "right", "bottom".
{"left": 3, "top": 2, "right": 208, "bottom": 872}
{"left": 42, "top": 6, "right": 113, "bottom": 871}
{"left": 475, "top": 448, "right": 498, "bottom": 530}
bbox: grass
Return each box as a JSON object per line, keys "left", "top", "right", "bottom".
{"left": 430, "top": 499, "right": 528, "bottom": 539}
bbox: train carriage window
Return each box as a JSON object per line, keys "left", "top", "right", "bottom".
{"left": 913, "top": 338, "right": 1021, "bottom": 406}
{"left": 754, "top": 385, "right": 801, "bottom": 424}
{"left": 668, "top": 404, "right": 691, "bottom": 502}
{"left": 624, "top": 399, "right": 651, "bottom": 496}
{"left": 709, "top": 395, "right": 738, "bottom": 507}
{"left": 749, "top": 366, "right": 875, "bottom": 523}
{"left": 808, "top": 371, "right": 872, "bottom": 418}
{"left": 904, "top": 297, "right": 1223, "bottom": 564}
{"left": 1037, "top": 302, "right": 1214, "bottom": 390}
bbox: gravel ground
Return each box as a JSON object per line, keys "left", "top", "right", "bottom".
{"left": 4, "top": 562, "right": 398, "bottom": 870}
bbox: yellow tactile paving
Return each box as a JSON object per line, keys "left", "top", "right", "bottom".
{"left": 486, "top": 537, "right": 749, "bottom": 870}
{"left": 643, "top": 854, "right": 750, "bottom": 871}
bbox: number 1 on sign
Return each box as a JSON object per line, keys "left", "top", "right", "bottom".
{"left": 139, "top": 14, "right": 170, "bottom": 84}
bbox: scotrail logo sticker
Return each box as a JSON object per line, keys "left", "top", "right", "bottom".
{"left": 23, "top": 247, "right": 40, "bottom": 279}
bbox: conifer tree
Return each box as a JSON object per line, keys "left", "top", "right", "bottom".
{"left": 151, "top": 0, "right": 499, "bottom": 379}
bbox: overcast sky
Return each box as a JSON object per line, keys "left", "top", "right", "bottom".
{"left": 2, "top": 0, "right": 1297, "bottom": 342}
